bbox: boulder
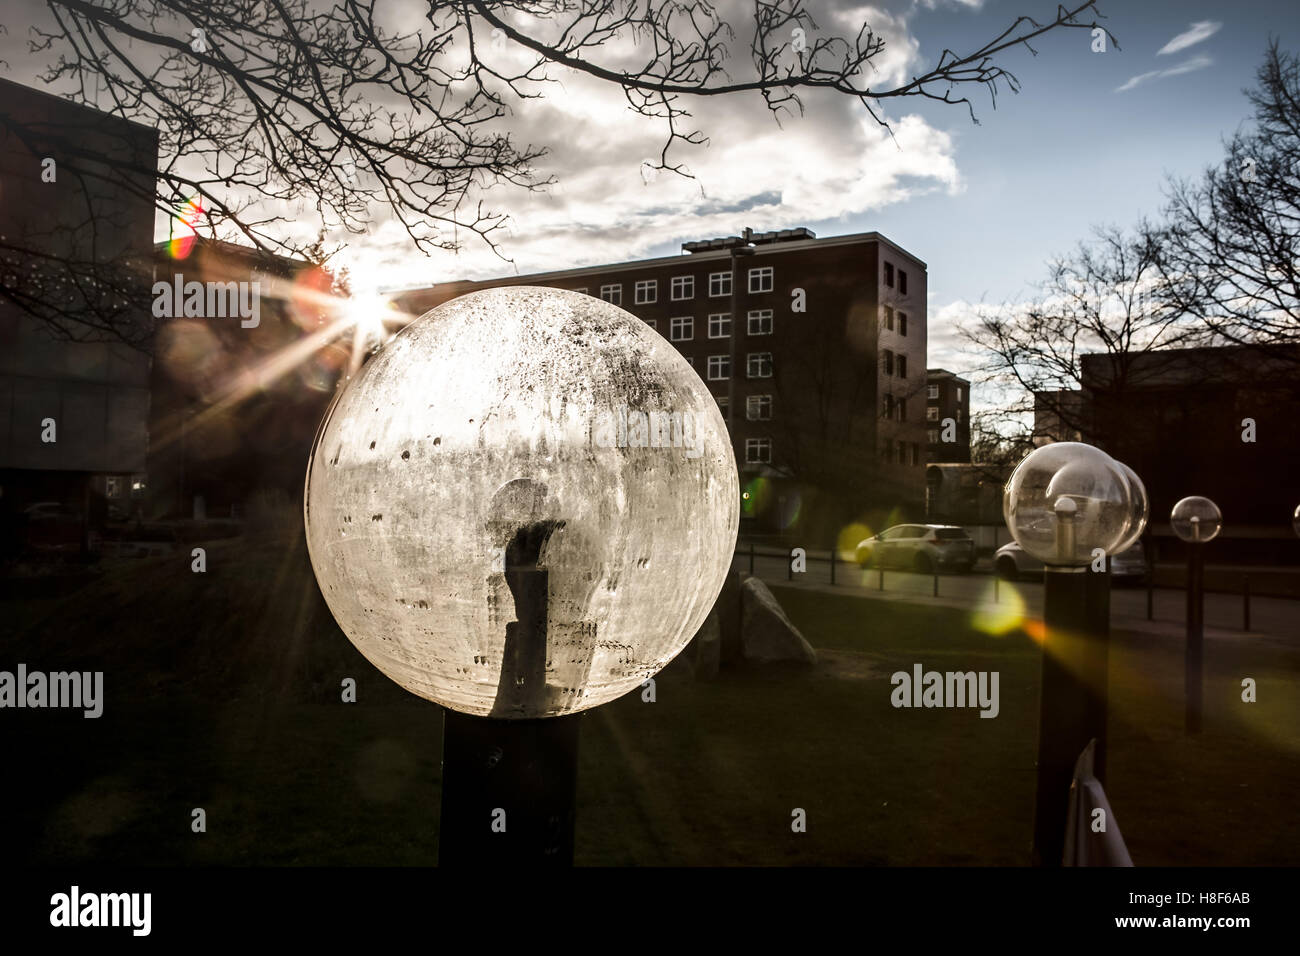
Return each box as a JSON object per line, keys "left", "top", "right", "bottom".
{"left": 692, "top": 611, "right": 721, "bottom": 680}
{"left": 740, "top": 578, "right": 817, "bottom": 666}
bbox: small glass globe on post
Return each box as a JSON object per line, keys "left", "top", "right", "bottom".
{"left": 1003, "top": 442, "right": 1133, "bottom": 566}
{"left": 1170, "top": 496, "right": 1223, "bottom": 544}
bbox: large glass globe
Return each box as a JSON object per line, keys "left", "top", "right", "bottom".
{"left": 1170, "top": 496, "right": 1223, "bottom": 544}
{"left": 304, "top": 287, "right": 740, "bottom": 718}
{"left": 1112, "top": 460, "right": 1150, "bottom": 553}
{"left": 1002, "top": 442, "right": 1132, "bottom": 566}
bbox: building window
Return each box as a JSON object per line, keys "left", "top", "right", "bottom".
{"left": 685, "top": 356, "right": 695, "bottom": 367}
{"left": 911, "top": 443, "right": 920, "bottom": 466}
{"left": 745, "top": 437, "right": 772, "bottom": 464}
{"left": 884, "top": 262, "right": 894, "bottom": 287}
{"left": 897, "top": 399, "right": 906, "bottom": 422}
{"left": 670, "top": 316, "right": 694, "bottom": 341}
{"left": 882, "top": 306, "right": 894, "bottom": 331}
{"left": 747, "top": 266, "right": 774, "bottom": 293}
{"left": 882, "top": 349, "right": 893, "bottom": 375}
{"left": 927, "top": 428, "right": 939, "bottom": 444}
{"left": 600, "top": 284, "right": 622, "bottom": 305}
{"left": 105, "top": 476, "right": 123, "bottom": 498}
{"left": 883, "top": 393, "right": 894, "bottom": 418}
{"left": 747, "top": 309, "right": 773, "bottom": 335}
{"left": 746, "top": 394, "right": 773, "bottom": 420}
{"left": 573, "top": 287, "right": 588, "bottom": 295}
{"left": 716, "top": 396, "right": 729, "bottom": 416}
{"left": 927, "top": 384, "right": 939, "bottom": 399}
{"left": 956, "top": 407, "right": 963, "bottom": 423}
{"left": 956, "top": 386, "right": 963, "bottom": 401}
{"left": 707, "top": 355, "right": 730, "bottom": 380}
{"left": 747, "top": 352, "right": 773, "bottom": 378}
{"left": 645, "top": 318, "right": 658, "bottom": 331}
{"left": 897, "top": 355, "right": 907, "bottom": 378}
{"left": 926, "top": 406, "right": 939, "bottom": 421}
{"left": 670, "top": 275, "right": 694, "bottom": 301}
{"left": 897, "top": 440, "right": 906, "bottom": 463}
{"left": 899, "top": 270, "right": 908, "bottom": 295}
{"left": 708, "top": 271, "right": 731, "bottom": 297}
{"left": 881, "top": 440, "right": 893, "bottom": 464}
{"left": 635, "top": 279, "right": 657, "bottom": 304}
{"left": 899, "top": 313, "right": 908, "bottom": 336}
{"left": 707, "top": 313, "right": 731, "bottom": 338}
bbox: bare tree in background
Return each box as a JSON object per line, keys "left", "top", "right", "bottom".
{"left": 1153, "top": 41, "right": 1300, "bottom": 354}
{"left": 960, "top": 225, "right": 1201, "bottom": 446}
{"left": 1, "top": 0, "right": 1115, "bottom": 345}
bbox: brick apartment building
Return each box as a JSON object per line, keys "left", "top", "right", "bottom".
{"left": 393, "top": 228, "right": 930, "bottom": 537}
{"left": 925, "top": 368, "right": 971, "bottom": 463}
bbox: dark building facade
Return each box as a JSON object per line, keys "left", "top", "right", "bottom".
{"left": 0, "top": 79, "right": 158, "bottom": 551}
{"left": 393, "top": 228, "right": 930, "bottom": 538}
{"left": 925, "top": 368, "right": 971, "bottom": 463}
{"left": 1037, "top": 344, "right": 1300, "bottom": 563}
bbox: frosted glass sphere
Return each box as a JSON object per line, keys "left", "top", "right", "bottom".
{"left": 1113, "top": 460, "right": 1150, "bottom": 553}
{"left": 1170, "top": 496, "right": 1223, "bottom": 544}
{"left": 1003, "top": 442, "right": 1132, "bottom": 566}
{"left": 303, "top": 287, "right": 739, "bottom": 718}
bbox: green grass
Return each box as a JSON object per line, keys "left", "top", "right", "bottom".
{"left": 3, "top": 535, "right": 1298, "bottom": 865}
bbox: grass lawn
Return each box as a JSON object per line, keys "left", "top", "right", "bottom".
{"left": 3, "top": 532, "right": 1297, "bottom": 865}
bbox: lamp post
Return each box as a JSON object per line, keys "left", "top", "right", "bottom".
{"left": 303, "top": 287, "right": 739, "bottom": 865}
{"left": 1170, "top": 496, "right": 1223, "bottom": 734}
{"left": 1004, "top": 442, "right": 1142, "bottom": 867}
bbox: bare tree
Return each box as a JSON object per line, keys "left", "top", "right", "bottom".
{"left": 960, "top": 225, "right": 1202, "bottom": 446}
{"left": 1153, "top": 41, "right": 1300, "bottom": 353}
{"left": 2, "top": 0, "right": 1115, "bottom": 345}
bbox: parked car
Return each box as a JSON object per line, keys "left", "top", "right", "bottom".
{"left": 855, "top": 524, "right": 975, "bottom": 573}
{"left": 993, "top": 540, "right": 1148, "bottom": 582}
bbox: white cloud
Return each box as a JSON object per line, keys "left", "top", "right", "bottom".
{"left": 1157, "top": 20, "right": 1222, "bottom": 56}
{"left": 1114, "top": 54, "right": 1213, "bottom": 93}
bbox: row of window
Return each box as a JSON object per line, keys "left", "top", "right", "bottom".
{"left": 713, "top": 394, "right": 774, "bottom": 420}
{"left": 925, "top": 406, "right": 963, "bottom": 422}
{"left": 881, "top": 306, "right": 909, "bottom": 335}
{"left": 882, "top": 394, "right": 908, "bottom": 422}
{"left": 690, "top": 353, "right": 772, "bottom": 380}
{"left": 925, "top": 384, "right": 964, "bottom": 401}
{"left": 883, "top": 261, "right": 910, "bottom": 295}
{"left": 745, "top": 437, "right": 772, "bottom": 464}
{"left": 881, "top": 349, "right": 908, "bottom": 379}
{"left": 881, "top": 440, "right": 923, "bottom": 466}
{"left": 649, "top": 310, "right": 775, "bottom": 341}
{"left": 589, "top": 267, "right": 776, "bottom": 306}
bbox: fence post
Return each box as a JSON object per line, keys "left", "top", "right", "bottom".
{"left": 933, "top": 571, "right": 939, "bottom": 598}
{"left": 1243, "top": 575, "right": 1251, "bottom": 632}
{"left": 994, "top": 575, "right": 1000, "bottom": 603}
{"left": 830, "top": 548, "right": 837, "bottom": 586}
{"left": 878, "top": 567, "right": 884, "bottom": 591}
{"left": 787, "top": 550, "right": 793, "bottom": 582}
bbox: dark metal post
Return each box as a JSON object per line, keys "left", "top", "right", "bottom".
{"left": 994, "top": 574, "right": 1000, "bottom": 603}
{"left": 1186, "top": 545, "right": 1204, "bottom": 733}
{"left": 932, "top": 571, "right": 938, "bottom": 597}
{"left": 440, "top": 524, "right": 580, "bottom": 865}
{"left": 787, "top": 549, "right": 793, "bottom": 581}
{"left": 830, "top": 547, "right": 836, "bottom": 585}
{"left": 878, "top": 566, "right": 884, "bottom": 591}
{"left": 439, "top": 711, "right": 581, "bottom": 866}
{"left": 748, "top": 540, "right": 755, "bottom": 575}
{"left": 1032, "top": 566, "right": 1111, "bottom": 867}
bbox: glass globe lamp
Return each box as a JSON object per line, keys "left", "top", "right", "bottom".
{"left": 1111, "top": 460, "right": 1150, "bottom": 553}
{"left": 1003, "top": 442, "right": 1133, "bottom": 566}
{"left": 1170, "top": 496, "right": 1223, "bottom": 544}
{"left": 303, "top": 287, "right": 740, "bottom": 718}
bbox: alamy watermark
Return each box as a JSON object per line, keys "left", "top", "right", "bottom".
{"left": 50, "top": 886, "right": 150, "bottom": 936}
{"left": 890, "top": 663, "right": 999, "bottom": 718}
{"left": 0, "top": 665, "right": 103, "bottom": 718}
{"left": 592, "top": 404, "right": 703, "bottom": 459}
{"left": 152, "top": 273, "right": 260, "bottom": 328}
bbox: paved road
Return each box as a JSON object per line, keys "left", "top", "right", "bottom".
{"left": 732, "top": 548, "right": 1300, "bottom": 640}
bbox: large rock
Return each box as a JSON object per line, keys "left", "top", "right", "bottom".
{"left": 740, "top": 578, "right": 817, "bottom": 666}
{"left": 717, "top": 570, "right": 747, "bottom": 665}
{"left": 692, "top": 611, "right": 721, "bottom": 680}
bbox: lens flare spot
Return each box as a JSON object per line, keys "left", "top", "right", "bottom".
{"left": 837, "top": 522, "right": 872, "bottom": 561}
{"left": 971, "top": 579, "right": 1027, "bottom": 636}
{"left": 742, "top": 477, "right": 772, "bottom": 517}
{"left": 779, "top": 492, "right": 802, "bottom": 530}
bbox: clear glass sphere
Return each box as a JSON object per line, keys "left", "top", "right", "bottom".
{"left": 1113, "top": 460, "right": 1150, "bottom": 553}
{"left": 303, "top": 287, "right": 740, "bottom": 718}
{"left": 1170, "top": 496, "right": 1223, "bottom": 543}
{"left": 1003, "top": 442, "right": 1133, "bottom": 566}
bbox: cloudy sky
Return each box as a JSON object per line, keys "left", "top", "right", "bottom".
{"left": 3, "top": 0, "right": 1298, "bottom": 395}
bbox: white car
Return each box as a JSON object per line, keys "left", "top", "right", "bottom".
{"left": 855, "top": 524, "right": 975, "bottom": 573}
{"left": 993, "top": 540, "right": 1148, "bottom": 582}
